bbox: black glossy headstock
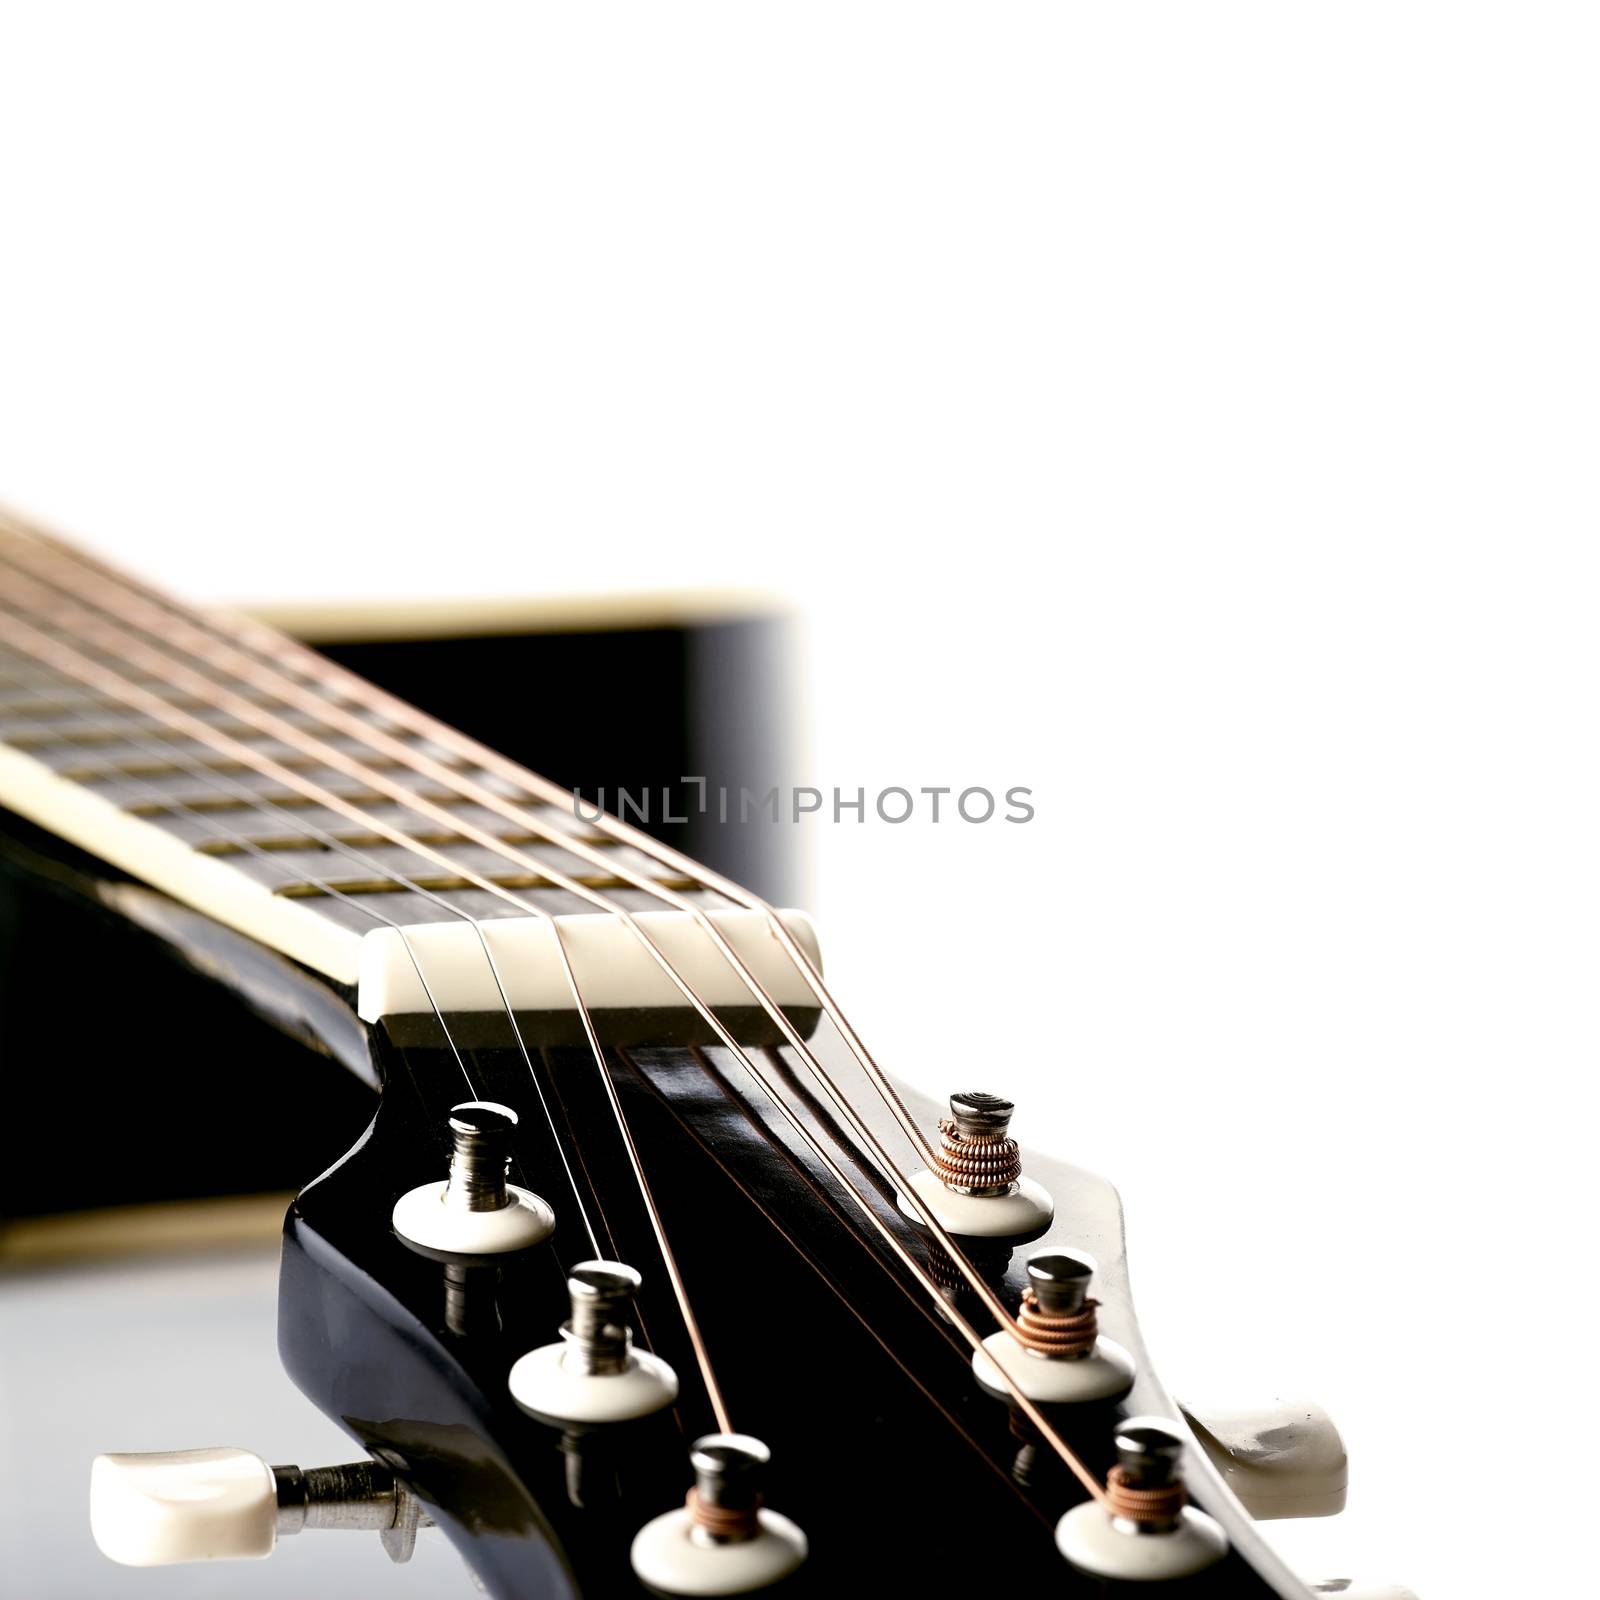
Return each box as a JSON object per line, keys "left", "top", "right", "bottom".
{"left": 280, "top": 1016, "right": 1313, "bottom": 1598}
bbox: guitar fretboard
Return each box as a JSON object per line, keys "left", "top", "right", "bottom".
{"left": 0, "top": 517, "right": 730, "bottom": 983}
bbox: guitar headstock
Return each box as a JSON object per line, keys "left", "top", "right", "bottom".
{"left": 123, "top": 998, "right": 1336, "bottom": 1598}
{"left": 0, "top": 519, "right": 1398, "bottom": 1598}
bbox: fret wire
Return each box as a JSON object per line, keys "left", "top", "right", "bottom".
{"left": 194, "top": 826, "right": 614, "bottom": 856}
{"left": 277, "top": 872, "right": 699, "bottom": 899}
{"left": 55, "top": 752, "right": 421, "bottom": 784}
{"left": 0, "top": 692, "right": 222, "bottom": 719}
{"left": 126, "top": 785, "right": 471, "bottom": 816}
{"left": 1, "top": 709, "right": 336, "bottom": 748}
{"left": 0, "top": 523, "right": 1104, "bottom": 1494}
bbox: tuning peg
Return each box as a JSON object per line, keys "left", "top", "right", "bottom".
{"left": 1179, "top": 1398, "right": 1348, "bottom": 1520}
{"left": 971, "top": 1247, "right": 1136, "bottom": 1403}
{"left": 89, "top": 1447, "right": 430, "bottom": 1568}
{"left": 1056, "top": 1417, "right": 1227, "bottom": 1581}
{"left": 897, "top": 1091, "right": 1054, "bottom": 1243}
{"left": 630, "top": 1433, "right": 807, "bottom": 1595}
{"left": 393, "top": 1100, "right": 556, "bottom": 1256}
{"left": 508, "top": 1259, "right": 679, "bottom": 1424}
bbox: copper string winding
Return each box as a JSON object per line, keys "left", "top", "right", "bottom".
{"left": 1105, "top": 1465, "right": 1185, "bottom": 1525}
{"left": 930, "top": 1116, "right": 1022, "bottom": 1191}
{"left": 1012, "top": 1287, "right": 1099, "bottom": 1358}
{"left": 923, "top": 1242, "right": 967, "bottom": 1296}
{"left": 685, "top": 1487, "right": 761, "bottom": 1541}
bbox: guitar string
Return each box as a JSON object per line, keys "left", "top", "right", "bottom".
{"left": 616, "top": 1047, "right": 1050, "bottom": 1525}
{"left": 0, "top": 530, "right": 1031, "bottom": 1345}
{"left": 665, "top": 1041, "right": 1111, "bottom": 1502}
{"left": 0, "top": 544, "right": 1108, "bottom": 1502}
{"left": 0, "top": 602, "right": 731, "bottom": 1433}
{"left": 1, "top": 517, "right": 940, "bottom": 1170}
{"left": 537, "top": 1044, "right": 625, "bottom": 1265}
{"left": 0, "top": 667, "right": 604, "bottom": 1263}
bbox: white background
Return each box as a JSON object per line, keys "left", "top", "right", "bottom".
{"left": 3, "top": 7, "right": 1597, "bottom": 1596}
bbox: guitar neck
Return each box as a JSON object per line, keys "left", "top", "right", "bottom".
{"left": 0, "top": 518, "right": 735, "bottom": 991}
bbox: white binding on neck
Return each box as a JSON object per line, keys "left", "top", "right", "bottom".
{"left": 0, "top": 738, "right": 359, "bottom": 982}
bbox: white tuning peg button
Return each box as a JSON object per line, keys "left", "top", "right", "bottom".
{"left": 91, "top": 1447, "right": 431, "bottom": 1568}
{"left": 91, "top": 1447, "right": 279, "bottom": 1566}
{"left": 1179, "top": 1398, "right": 1348, "bottom": 1520}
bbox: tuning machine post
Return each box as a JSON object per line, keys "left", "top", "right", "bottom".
{"left": 630, "top": 1434, "right": 807, "bottom": 1596}
{"left": 509, "top": 1259, "right": 679, "bottom": 1424}
{"left": 896, "top": 1091, "right": 1054, "bottom": 1243}
{"left": 1056, "top": 1418, "right": 1227, "bottom": 1581}
{"left": 972, "top": 1247, "right": 1136, "bottom": 1403}
{"left": 392, "top": 1100, "right": 556, "bottom": 1255}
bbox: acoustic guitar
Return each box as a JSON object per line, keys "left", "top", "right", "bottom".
{"left": 0, "top": 509, "right": 1411, "bottom": 1599}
